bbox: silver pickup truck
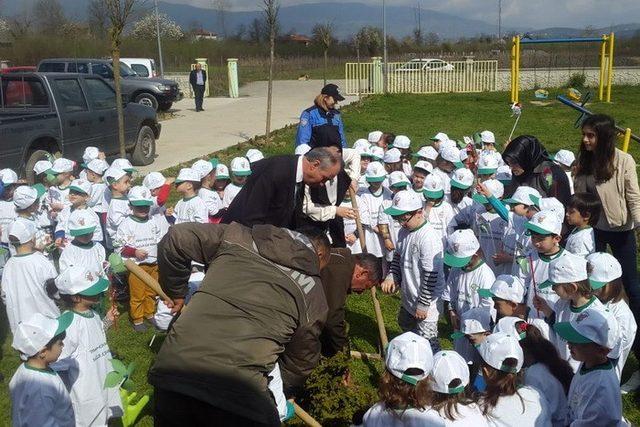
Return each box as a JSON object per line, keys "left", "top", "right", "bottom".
{"left": 0, "top": 72, "right": 161, "bottom": 182}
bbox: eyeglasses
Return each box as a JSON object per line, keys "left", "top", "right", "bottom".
{"left": 392, "top": 211, "right": 417, "bottom": 224}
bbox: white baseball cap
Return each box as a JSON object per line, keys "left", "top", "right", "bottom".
{"left": 430, "top": 132, "right": 449, "bottom": 142}
{"left": 12, "top": 312, "right": 73, "bottom": 358}
{"left": 472, "top": 179, "right": 504, "bottom": 204}
{"left": 50, "top": 158, "right": 75, "bottom": 174}
{"left": 104, "top": 167, "right": 127, "bottom": 184}
{"left": 531, "top": 196, "right": 565, "bottom": 224}
{"left": 586, "top": 252, "right": 622, "bottom": 290}
{"left": 385, "top": 332, "right": 434, "bottom": 385}
{"left": 230, "top": 157, "right": 252, "bottom": 176}
{"left": 414, "top": 146, "right": 439, "bottom": 161}
{"left": 439, "top": 146, "right": 464, "bottom": 169}
{"left": 554, "top": 307, "right": 619, "bottom": 349}
{"left": 0, "top": 168, "right": 18, "bottom": 185}
{"left": 480, "top": 130, "right": 496, "bottom": 144}
{"left": 246, "top": 148, "right": 264, "bottom": 163}
{"left": 111, "top": 158, "right": 136, "bottom": 173}
{"left": 451, "top": 307, "right": 492, "bottom": 340}
{"left": 384, "top": 190, "right": 423, "bottom": 216}
{"left": 215, "top": 164, "right": 230, "bottom": 180}
{"left": 175, "top": 167, "right": 202, "bottom": 183}
{"left": 438, "top": 139, "right": 458, "bottom": 153}
{"left": 477, "top": 152, "right": 500, "bottom": 175}
{"left": 295, "top": 144, "right": 312, "bottom": 156}
{"left": 142, "top": 171, "right": 166, "bottom": 190}
{"left": 525, "top": 210, "right": 562, "bottom": 236}
{"left": 128, "top": 185, "right": 154, "bottom": 207}
{"left": 423, "top": 174, "right": 444, "bottom": 199}
{"left": 429, "top": 351, "right": 470, "bottom": 395}
{"left": 8, "top": 217, "right": 38, "bottom": 244}
{"left": 82, "top": 146, "right": 100, "bottom": 165}
{"left": 388, "top": 171, "right": 410, "bottom": 189}
{"left": 540, "top": 252, "right": 588, "bottom": 289}
{"left": 450, "top": 168, "right": 474, "bottom": 190}
{"left": 392, "top": 135, "right": 411, "bottom": 149}
{"left": 413, "top": 160, "right": 433, "bottom": 174}
{"left": 444, "top": 229, "right": 480, "bottom": 268}
{"left": 368, "top": 146, "right": 385, "bottom": 162}
{"left": 459, "top": 149, "right": 469, "bottom": 162}
{"left": 192, "top": 159, "right": 215, "bottom": 179}
{"left": 55, "top": 265, "right": 109, "bottom": 297}
{"left": 33, "top": 160, "right": 53, "bottom": 176}
{"left": 68, "top": 209, "right": 98, "bottom": 237}
{"left": 553, "top": 149, "right": 576, "bottom": 168}
{"left": 368, "top": 130, "right": 383, "bottom": 143}
{"left": 86, "top": 159, "right": 109, "bottom": 176}
{"left": 496, "top": 165, "right": 512, "bottom": 183}
{"left": 365, "top": 162, "right": 387, "bottom": 182}
{"left": 503, "top": 186, "right": 540, "bottom": 206}
{"left": 479, "top": 274, "right": 526, "bottom": 303}
{"left": 69, "top": 179, "right": 91, "bottom": 195}
{"left": 13, "top": 186, "right": 42, "bottom": 210}
{"left": 478, "top": 332, "right": 524, "bottom": 373}
{"left": 383, "top": 148, "right": 402, "bottom": 164}
{"left": 352, "top": 138, "right": 370, "bottom": 152}
{"left": 493, "top": 317, "right": 529, "bottom": 341}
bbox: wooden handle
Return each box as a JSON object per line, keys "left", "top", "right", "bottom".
{"left": 124, "top": 259, "right": 170, "bottom": 301}
{"left": 293, "top": 401, "right": 322, "bottom": 427}
{"left": 348, "top": 187, "right": 367, "bottom": 253}
{"left": 350, "top": 350, "right": 382, "bottom": 360}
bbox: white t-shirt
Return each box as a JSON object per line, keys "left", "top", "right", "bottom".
{"left": 106, "top": 197, "right": 131, "bottom": 249}
{"left": 0, "top": 199, "right": 17, "bottom": 244}
{"left": 53, "top": 310, "right": 123, "bottom": 426}
{"left": 452, "top": 195, "right": 473, "bottom": 216}
{"left": 88, "top": 182, "right": 108, "bottom": 214}
{"left": 363, "top": 402, "right": 488, "bottom": 427}
{"left": 55, "top": 206, "right": 104, "bottom": 243}
{"left": 482, "top": 386, "right": 551, "bottom": 427}
{"left": 1, "top": 252, "right": 58, "bottom": 334}
{"left": 358, "top": 187, "right": 392, "bottom": 258}
{"left": 222, "top": 183, "right": 243, "bottom": 208}
{"left": 47, "top": 185, "right": 71, "bottom": 210}
{"left": 115, "top": 215, "right": 170, "bottom": 264}
{"left": 431, "top": 167, "right": 452, "bottom": 195}
{"left": 425, "top": 200, "right": 457, "bottom": 249}
{"left": 524, "top": 363, "right": 569, "bottom": 427}
{"left": 10, "top": 363, "right": 75, "bottom": 427}
{"left": 378, "top": 197, "right": 403, "bottom": 261}
{"left": 59, "top": 241, "right": 106, "bottom": 280}
{"left": 341, "top": 198, "right": 362, "bottom": 255}
{"left": 522, "top": 249, "right": 569, "bottom": 322}
{"left": 604, "top": 299, "right": 637, "bottom": 380}
{"left": 174, "top": 195, "right": 208, "bottom": 224}
{"left": 567, "top": 361, "right": 625, "bottom": 427}
{"left": 199, "top": 187, "right": 222, "bottom": 217}
{"left": 443, "top": 261, "right": 495, "bottom": 316}
{"left": 565, "top": 227, "right": 595, "bottom": 258}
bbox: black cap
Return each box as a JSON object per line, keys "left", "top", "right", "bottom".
{"left": 321, "top": 83, "right": 345, "bottom": 101}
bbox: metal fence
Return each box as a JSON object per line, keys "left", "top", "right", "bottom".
{"left": 345, "top": 60, "right": 498, "bottom": 95}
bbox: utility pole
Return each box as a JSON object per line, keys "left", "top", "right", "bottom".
{"left": 498, "top": 0, "right": 502, "bottom": 40}
{"left": 154, "top": 0, "right": 164, "bottom": 77}
{"left": 382, "top": 0, "right": 387, "bottom": 94}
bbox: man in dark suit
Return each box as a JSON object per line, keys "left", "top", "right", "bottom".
{"left": 189, "top": 63, "right": 206, "bottom": 112}
{"left": 222, "top": 147, "right": 342, "bottom": 229}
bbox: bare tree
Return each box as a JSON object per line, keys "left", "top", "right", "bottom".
{"left": 105, "top": 0, "right": 137, "bottom": 157}
{"left": 33, "top": 0, "right": 67, "bottom": 36}
{"left": 413, "top": 0, "right": 422, "bottom": 46}
{"left": 213, "top": 0, "right": 230, "bottom": 38}
{"left": 263, "top": 0, "right": 279, "bottom": 144}
{"left": 312, "top": 22, "right": 334, "bottom": 86}
{"left": 87, "top": 0, "right": 110, "bottom": 39}
{"left": 248, "top": 18, "right": 263, "bottom": 43}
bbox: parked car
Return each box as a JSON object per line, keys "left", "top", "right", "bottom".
{"left": 37, "top": 58, "right": 181, "bottom": 111}
{"left": 0, "top": 72, "right": 161, "bottom": 182}
{"left": 0, "top": 66, "right": 37, "bottom": 74}
{"left": 395, "top": 59, "right": 455, "bottom": 72}
{"left": 120, "top": 58, "right": 157, "bottom": 78}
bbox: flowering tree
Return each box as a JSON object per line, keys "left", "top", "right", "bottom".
{"left": 131, "top": 13, "right": 184, "bottom": 40}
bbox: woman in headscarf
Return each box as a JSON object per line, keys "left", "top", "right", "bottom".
{"left": 501, "top": 135, "right": 571, "bottom": 205}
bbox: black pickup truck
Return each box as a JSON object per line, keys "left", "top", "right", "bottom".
{"left": 0, "top": 73, "right": 161, "bottom": 182}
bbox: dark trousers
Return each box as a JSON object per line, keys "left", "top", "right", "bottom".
{"left": 154, "top": 388, "right": 274, "bottom": 427}
{"left": 595, "top": 228, "right": 640, "bottom": 358}
{"left": 193, "top": 85, "right": 205, "bottom": 111}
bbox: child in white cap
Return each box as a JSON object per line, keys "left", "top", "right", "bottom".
{"left": 377, "top": 171, "right": 410, "bottom": 262}
{"left": 213, "top": 163, "right": 231, "bottom": 204}
{"left": 411, "top": 160, "right": 432, "bottom": 194}
{"left": 477, "top": 332, "right": 551, "bottom": 427}
{"left": 358, "top": 162, "right": 391, "bottom": 260}
{"left": 46, "top": 158, "right": 75, "bottom": 215}
{"left": 500, "top": 186, "right": 542, "bottom": 273}
{"left": 84, "top": 158, "right": 109, "bottom": 220}
{"left": 423, "top": 174, "right": 456, "bottom": 247}
{"left": 392, "top": 135, "right": 413, "bottom": 177}
{"left": 477, "top": 152, "right": 500, "bottom": 183}
{"left": 433, "top": 146, "right": 462, "bottom": 196}
{"left": 104, "top": 167, "right": 132, "bottom": 250}
{"left": 0, "top": 168, "right": 19, "bottom": 263}
{"left": 115, "top": 185, "right": 170, "bottom": 331}
{"left": 49, "top": 266, "right": 122, "bottom": 426}
{"left": 340, "top": 190, "right": 363, "bottom": 254}
{"left": 193, "top": 158, "right": 222, "bottom": 221}
{"left": 587, "top": 252, "right": 636, "bottom": 382}
{"left": 55, "top": 178, "right": 104, "bottom": 247}
{"left": 245, "top": 148, "right": 264, "bottom": 164}
{"left": 1, "top": 218, "right": 59, "bottom": 334}
{"left": 552, "top": 149, "right": 575, "bottom": 195}
{"left": 430, "top": 132, "right": 449, "bottom": 152}
{"left": 382, "top": 191, "right": 445, "bottom": 351}
{"left": 564, "top": 193, "right": 600, "bottom": 257}
{"left": 78, "top": 146, "right": 105, "bottom": 181}
{"left": 142, "top": 171, "right": 172, "bottom": 218}
{"left": 449, "top": 168, "right": 474, "bottom": 215}
{"left": 450, "top": 307, "right": 493, "bottom": 376}
{"left": 58, "top": 209, "right": 107, "bottom": 282}
{"left": 494, "top": 317, "right": 573, "bottom": 427}
{"left": 9, "top": 312, "right": 74, "bottom": 427}
{"left": 13, "top": 185, "right": 51, "bottom": 252}
{"left": 554, "top": 308, "right": 624, "bottom": 426}
{"left": 356, "top": 146, "right": 373, "bottom": 189}
{"left": 367, "top": 130, "right": 384, "bottom": 147}
{"left": 111, "top": 158, "right": 137, "bottom": 175}
{"left": 383, "top": 147, "right": 404, "bottom": 178}
{"left": 223, "top": 157, "right": 251, "bottom": 208}
{"left": 413, "top": 145, "right": 439, "bottom": 167}
{"left": 362, "top": 332, "right": 434, "bottom": 426}
{"left": 171, "top": 168, "right": 208, "bottom": 224}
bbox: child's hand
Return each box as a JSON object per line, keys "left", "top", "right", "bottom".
{"left": 134, "top": 249, "right": 148, "bottom": 261}
{"left": 380, "top": 278, "right": 396, "bottom": 294}
{"left": 384, "top": 239, "right": 395, "bottom": 251}
{"left": 165, "top": 207, "right": 174, "bottom": 217}
{"left": 51, "top": 202, "right": 64, "bottom": 211}
{"left": 345, "top": 234, "right": 356, "bottom": 245}
{"left": 493, "top": 251, "right": 513, "bottom": 265}
{"left": 532, "top": 295, "right": 553, "bottom": 317}
{"left": 415, "top": 308, "right": 428, "bottom": 320}
{"left": 106, "top": 305, "right": 120, "bottom": 322}
{"left": 165, "top": 177, "right": 176, "bottom": 185}
{"left": 476, "top": 182, "right": 492, "bottom": 197}
{"left": 449, "top": 310, "right": 460, "bottom": 331}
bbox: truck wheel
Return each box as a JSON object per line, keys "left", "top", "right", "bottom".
{"left": 135, "top": 93, "right": 158, "bottom": 111}
{"left": 25, "top": 150, "right": 54, "bottom": 184}
{"left": 131, "top": 125, "right": 156, "bottom": 166}
{"left": 158, "top": 102, "right": 173, "bottom": 112}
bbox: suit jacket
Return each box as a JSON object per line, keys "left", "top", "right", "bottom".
{"left": 222, "top": 155, "right": 301, "bottom": 229}
{"left": 189, "top": 69, "right": 207, "bottom": 87}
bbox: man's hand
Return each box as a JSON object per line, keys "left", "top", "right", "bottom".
{"left": 415, "top": 308, "right": 428, "bottom": 320}
{"left": 134, "top": 249, "right": 148, "bottom": 261}
{"left": 380, "top": 278, "right": 396, "bottom": 294}
{"left": 165, "top": 298, "right": 185, "bottom": 314}
{"left": 336, "top": 206, "right": 357, "bottom": 220}
{"left": 345, "top": 234, "right": 356, "bottom": 245}
{"left": 449, "top": 310, "right": 459, "bottom": 331}
{"left": 384, "top": 238, "right": 395, "bottom": 251}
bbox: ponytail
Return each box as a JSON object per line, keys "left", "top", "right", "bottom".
{"left": 481, "top": 359, "right": 522, "bottom": 414}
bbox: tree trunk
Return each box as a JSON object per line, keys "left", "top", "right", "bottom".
{"left": 265, "top": 28, "right": 275, "bottom": 144}
{"left": 112, "top": 40, "right": 126, "bottom": 158}
{"left": 323, "top": 48, "right": 328, "bottom": 86}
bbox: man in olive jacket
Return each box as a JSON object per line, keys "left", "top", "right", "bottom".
{"left": 149, "top": 223, "right": 328, "bottom": 426}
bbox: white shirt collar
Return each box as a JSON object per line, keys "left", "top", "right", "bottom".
{"left": 296, "top": 155, "right": 304, "bottom": 184}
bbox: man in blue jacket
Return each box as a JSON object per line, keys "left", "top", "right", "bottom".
{"left": 295, "top": 83, "right": 347, "bottom": 149}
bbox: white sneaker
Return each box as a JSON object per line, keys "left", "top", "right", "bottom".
{"left": 621, "top": 370, "right": 640, "bottom": 394}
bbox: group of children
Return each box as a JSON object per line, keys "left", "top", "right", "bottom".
{"left": 2, "top": 146, "right": 264, "bottom": 425}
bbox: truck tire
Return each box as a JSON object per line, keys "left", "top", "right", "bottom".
{"left": 25, "top": 149, "right": 54, "bottom": 184}
{"left": 158, "top": 102, "right": 173, "bottom": 112}
{"left": 134, "top": 93, "right": 159, "bottom": 111}
{"left": 131, "top": 125, "right": 156, "bottom": 166}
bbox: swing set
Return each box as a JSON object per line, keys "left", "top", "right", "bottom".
{"left": 510, "top": 33, "right": 615, "bottom": 104}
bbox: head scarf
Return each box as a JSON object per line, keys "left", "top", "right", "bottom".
{"left": 502, "top": 135, "right": 550, "bottom": 181}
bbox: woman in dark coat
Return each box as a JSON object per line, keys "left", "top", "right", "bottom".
{"left": 501, "top": 135, "right": 572, "bottom": 205}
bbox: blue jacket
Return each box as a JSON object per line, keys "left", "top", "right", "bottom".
{"left": 295, "top": 105, "right": 347, "bottom": 148}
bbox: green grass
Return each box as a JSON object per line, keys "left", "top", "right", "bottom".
{"left": 2, "top": 85, "right": 640, "bottom": 426}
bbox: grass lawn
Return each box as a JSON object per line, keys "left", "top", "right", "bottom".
{"left": 1, "top": 85, "right": 640, "bottom": 426}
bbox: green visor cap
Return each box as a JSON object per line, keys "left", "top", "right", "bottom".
{"left": 444, "top": 252, "right": 472, "bottom": 268}
{"left": 553, "top": 322, "right": 593, "bottom": 344}
{"left": 78, "top": 277, "right": 110, "bottom": 296}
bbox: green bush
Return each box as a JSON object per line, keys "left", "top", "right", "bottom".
{"left": 566, "top": 72, "right": 587, "bottom": 88}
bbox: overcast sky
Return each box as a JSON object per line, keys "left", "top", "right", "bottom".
{"left": 173, "top": 0, "right": 640, "bottom": 29}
